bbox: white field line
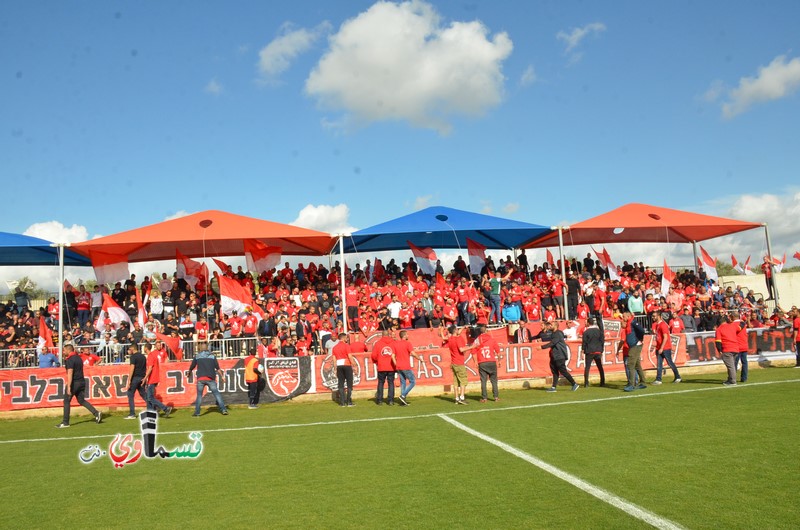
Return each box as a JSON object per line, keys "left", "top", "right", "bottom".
{"left": 438, "top": 414, "right": 685, "bottom": 530}
{"left": 1, "top": 378, "right": 797, "bottom": 445}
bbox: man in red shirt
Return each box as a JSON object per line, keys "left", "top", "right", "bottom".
{"left": 143, "top": 342, "right": 173, "bottom": 417}
{"left": 442, "top": 325, "right": 470, "bottom": 404}
{"left": 332, "top": 333, "right": 357, "bottom": 407}
{"left": 371, "top": 331, "right": 397, "bottom": 405}
{"left": 394, "top": 330, "right": 421, "bottom": 406}
{"left": 715, "top": 313, "right": 740, "bottom": 385}
{"left": 652, "top": 311, "right": 681, "bottom": 384}
{"left": 733, "top": 312, "right": 749, "bottom": 383}
{"left": 761, "top": 256, "right": 775, "bottom": 300}
{"left": 467, "top": 325, "right": 502, "bottom": 402}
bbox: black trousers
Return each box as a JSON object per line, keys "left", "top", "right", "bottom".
{"left": 62, "top": 383, "right": 98, "bottom": 425}
{"left": 247, "top": 381, "right": 261, "bottom": 405}
{"left": 550, "top": 358, "right": 576, "bottom": 387}
{"left": 583, "top": 353, "right": 605, "bottom": 385}
{"left": 336, "top": 365, "right": 354, "bottom": 405}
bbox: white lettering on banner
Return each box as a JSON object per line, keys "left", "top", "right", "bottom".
{"left": 417, "top": 357, "right": 430, "bottom": 379}
{"left": 362, "top": 358, "right": 378, "bottom": 382}
{"left": 464, "top": 353, "right": 477, "bottom": 376}
{"left": 421, "top": 354, "right": 442, "bottom": 379}
{"left": 504, "top": 345, "right": 534, "bottom": 373}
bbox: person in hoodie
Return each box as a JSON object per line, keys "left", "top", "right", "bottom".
{"left": 189, "top": 341, "right": 228, "bottom": 416}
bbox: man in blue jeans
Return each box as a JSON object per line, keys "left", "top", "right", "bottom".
{"left": 652, "top": 311, "right": 681, "bottom": 384}
{"left": 189, "top": 341, "right": 228, "bottom": 416}
{"left": 143, "top": 343, "right": 173, "bottom": 417}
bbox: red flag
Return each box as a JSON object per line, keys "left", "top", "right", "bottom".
{"left": 63, "top": 279, "right": 79, "bottom": 295}
{"left": 601, "top": 247, "right": 619, "bottom": 280}
{"left": 89, "top": 250, "right": 130, "bottom": 286}
{"left": 546, "top": 249, "right": 555, "bottom": 267}
{"left": 405, "top": 266, "right": 415, "bottom": 282}
{"left": 155, "top": 331, "right": 183, "bottom": 361}
{"left": 407, "top": 241, "right": 437, "bottom": 276}
{"left": 743, "top": 256, "right": 754, "bottom": 275}
{"left": 731, "top": 255, "right": 744, "bottom": 274}
{"left": 466, "top": 238, "right": 486, "bottom": 274}
{"left": 794, "top": 251, "right": 800, "bottom": 261}
{"left": 244, "top": 239, "right": 281, "bottom": 274}
{"left": 176, "top": 250, "right": 208, "bottom": 290}
{"left": 435, "top": 272, "right": 446, "bottom": 289}
{"left": 661, "top": 260, "right": 675, "bottom": 296}
{"left": 212, "top": 257, "right": 232, "bottom": 275}
{"left": 373, "top": 258, "right": 386, "bottom": 282}
{"left": 38, "top": 314, "right": 54, "bottom": 352}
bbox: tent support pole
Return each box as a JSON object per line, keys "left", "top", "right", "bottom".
{"left": 763, "top": 223, "right": 779, "bottom": 304}
{"left": 557, "top": 227, "right": 569, "bottom": 321}
{"left": 339, "top": 235, "right": 348, "bottom": 335}
{"left": 692, "top": 241, "right": 698, "bottom": 274}
{"left": 58, "top": 243, "right": 65, "bottom": 359}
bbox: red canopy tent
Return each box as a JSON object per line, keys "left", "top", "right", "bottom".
{"left": 523, "top": 203, "right": 762, "bottom": 248}
{"left": 72, "top": 210, "right": 337, "bottom": 261}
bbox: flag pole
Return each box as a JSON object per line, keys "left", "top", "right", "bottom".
{"left": 692, "top": 241, "right": 698, "bottom": 275}
{"left": 763, "top": 223, "right": 779, "bottom": 304}
{"left": 556, "top": 226, "right": 569, "bottom": 321}
{"left": 339, "top": 234, "right": 348, "bottom": 335}
{"left": 56, "top": 243, "right": 65, "bottom": 359}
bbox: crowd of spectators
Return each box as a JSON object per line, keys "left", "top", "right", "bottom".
{"left": 0, "top": 251, "right": 795, "bottom": 368}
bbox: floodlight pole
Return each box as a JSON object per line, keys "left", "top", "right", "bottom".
{"left": 763, "top": 223, "right": 780, "bottom": 304}
{"left": 554, "top": 226, "right": 570, "bottom": 321}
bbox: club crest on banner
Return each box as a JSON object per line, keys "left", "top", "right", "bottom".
{"left": 320, "top": 355, "right": 362, "bottom": 390}
{"left": 266, "top": 358, "right": 301, "bottom": 397}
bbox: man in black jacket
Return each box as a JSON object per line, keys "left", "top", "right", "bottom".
{"left": 581, "top": 317, "right": 605, "bottom": 387}
{"left": 541, "top": 321, "right": 579, "bottom": 392}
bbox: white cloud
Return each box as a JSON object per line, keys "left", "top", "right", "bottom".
{"left": 519, "top": 65, "right": 536, "bottom": 87}
{"left": 413, "top": 194, "right": 433, "bottom": 210}
{"left": 164, "top": 210, "right": 191, "bottom": 221}
{"left": 291, "top": 203, "right": 357, "bottom": 235}
{"left": 24, "top": 221, "right": 89, "bottom": 243}
{"left": 305, "top": 0, "right": 513, "bottom": 134}
{"left": 556, "top": 22, "right": 606, "bottom": 54}
{"left": 503, "top": 202, "right": 520, "bottom": 214}
{"left": 718, "top": 55, "right": 800, "bottom": 118}
{"left": 205, "top": 78, "right": 223, "bottom": 95}
{"left": 258, "top": 22, "right": 331, "bottom": 80}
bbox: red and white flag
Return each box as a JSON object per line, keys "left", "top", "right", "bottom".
{"left": 95, "top": 293, "right": 131, "bottom": 332}
{"left": 90, "top": 250, "right": 130, "bottom": 286}
{"left": 218, "top": 275, "right": 264, "bottom": 319}
{"left": 731, "top": 255, "right": 744, "bottom": 274}
{"left": 155, "top": 331, "right": 183, "bottom": 361}
{"left": 591, "top": 246, "right": 619, "bottom": 281}
{"left": 176, "top": 250, "right": 208, "bottom": 290}
{"left": 545, "top": 249, "right": 555, "bottom": 267}
{"left": 466, "top": 238, "right": 486, "bottom": 274}
{"left": 661, "top": 260, "right": 675, "bottom": 296}
{"left": 773, "top": 252, "right": 786, "bottom": 273}
{"left": 135, "top": 285, "right": 147, "bottom": 328}
{"left": 794, "top": 251, "right": 800, "bottom": 262}
{"left": 743, "top": 256, "right": 755, "bottom": 276}
{"left": 699, "top": 245, "right": 719, "bottom": 283}
{"left": 244, "top": 239, "right": 281, "bottom": 274}
{"left": 407, "top": 241, "right": 437, "bottom": 276}
{"left": 37, "top": 314, "right": 54, "bottom": 353}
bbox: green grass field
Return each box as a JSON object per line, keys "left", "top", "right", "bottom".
{"left": 1, "top": 366, "right": 798, "bottom": 529}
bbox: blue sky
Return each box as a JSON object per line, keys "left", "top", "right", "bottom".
{"left": 2, "top": 1, "right": 799, "bottom": 288}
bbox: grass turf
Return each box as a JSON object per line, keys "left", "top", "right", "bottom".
{"left": 0, "top": 366, "right": 797, "bottom": 529}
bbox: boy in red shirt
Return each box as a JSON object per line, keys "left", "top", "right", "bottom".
{"left": 442, "top": 325, "right": 469, "bottom": 404}
{"left": 652, "top": 312, "right": 681, "bottom": 384}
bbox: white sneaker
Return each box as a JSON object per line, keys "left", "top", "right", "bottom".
{"left": 651, "top": 380, "right": 663, "bottom": 385}
{"left": 673, "top": 378, "right": 682, "bottom": 384}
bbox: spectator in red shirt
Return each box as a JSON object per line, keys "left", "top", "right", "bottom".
{"left": 394, "top": 330, "right": 422, "bottom": 405}
{"left": 715, "top": 313, "right": 740, "bottom": 385}
{"left": 332, "top": 333, "right": 357, "bottom": 407}
{"left": 467, "top": 325, "right": 502, "bottom": 402}
{"left": 761, "top": 256, "right": 775, "bottom": 300}
{"left": 652, "top": 312, "right": 681, "bottom": 384}
{"left": 442, "top": 325, "right": 470, "bottom": 404}
{"left": 371, "top": 331, "right": 397, "bottom": 405}
{"left": 143, "top": 342, "right": 173, "bottom": 417}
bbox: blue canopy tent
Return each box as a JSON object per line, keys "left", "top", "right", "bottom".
{"left": 0, "top": 232, "right": 91, "bottom": 266}
{"left": 335, "top": 207, "right": 552, "bottom": 333}
{"left": 341, "top": 206, "right": 553, "bottom": 252}
{"left": 1, "top": 232, "right": 91, "bottom": 358}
